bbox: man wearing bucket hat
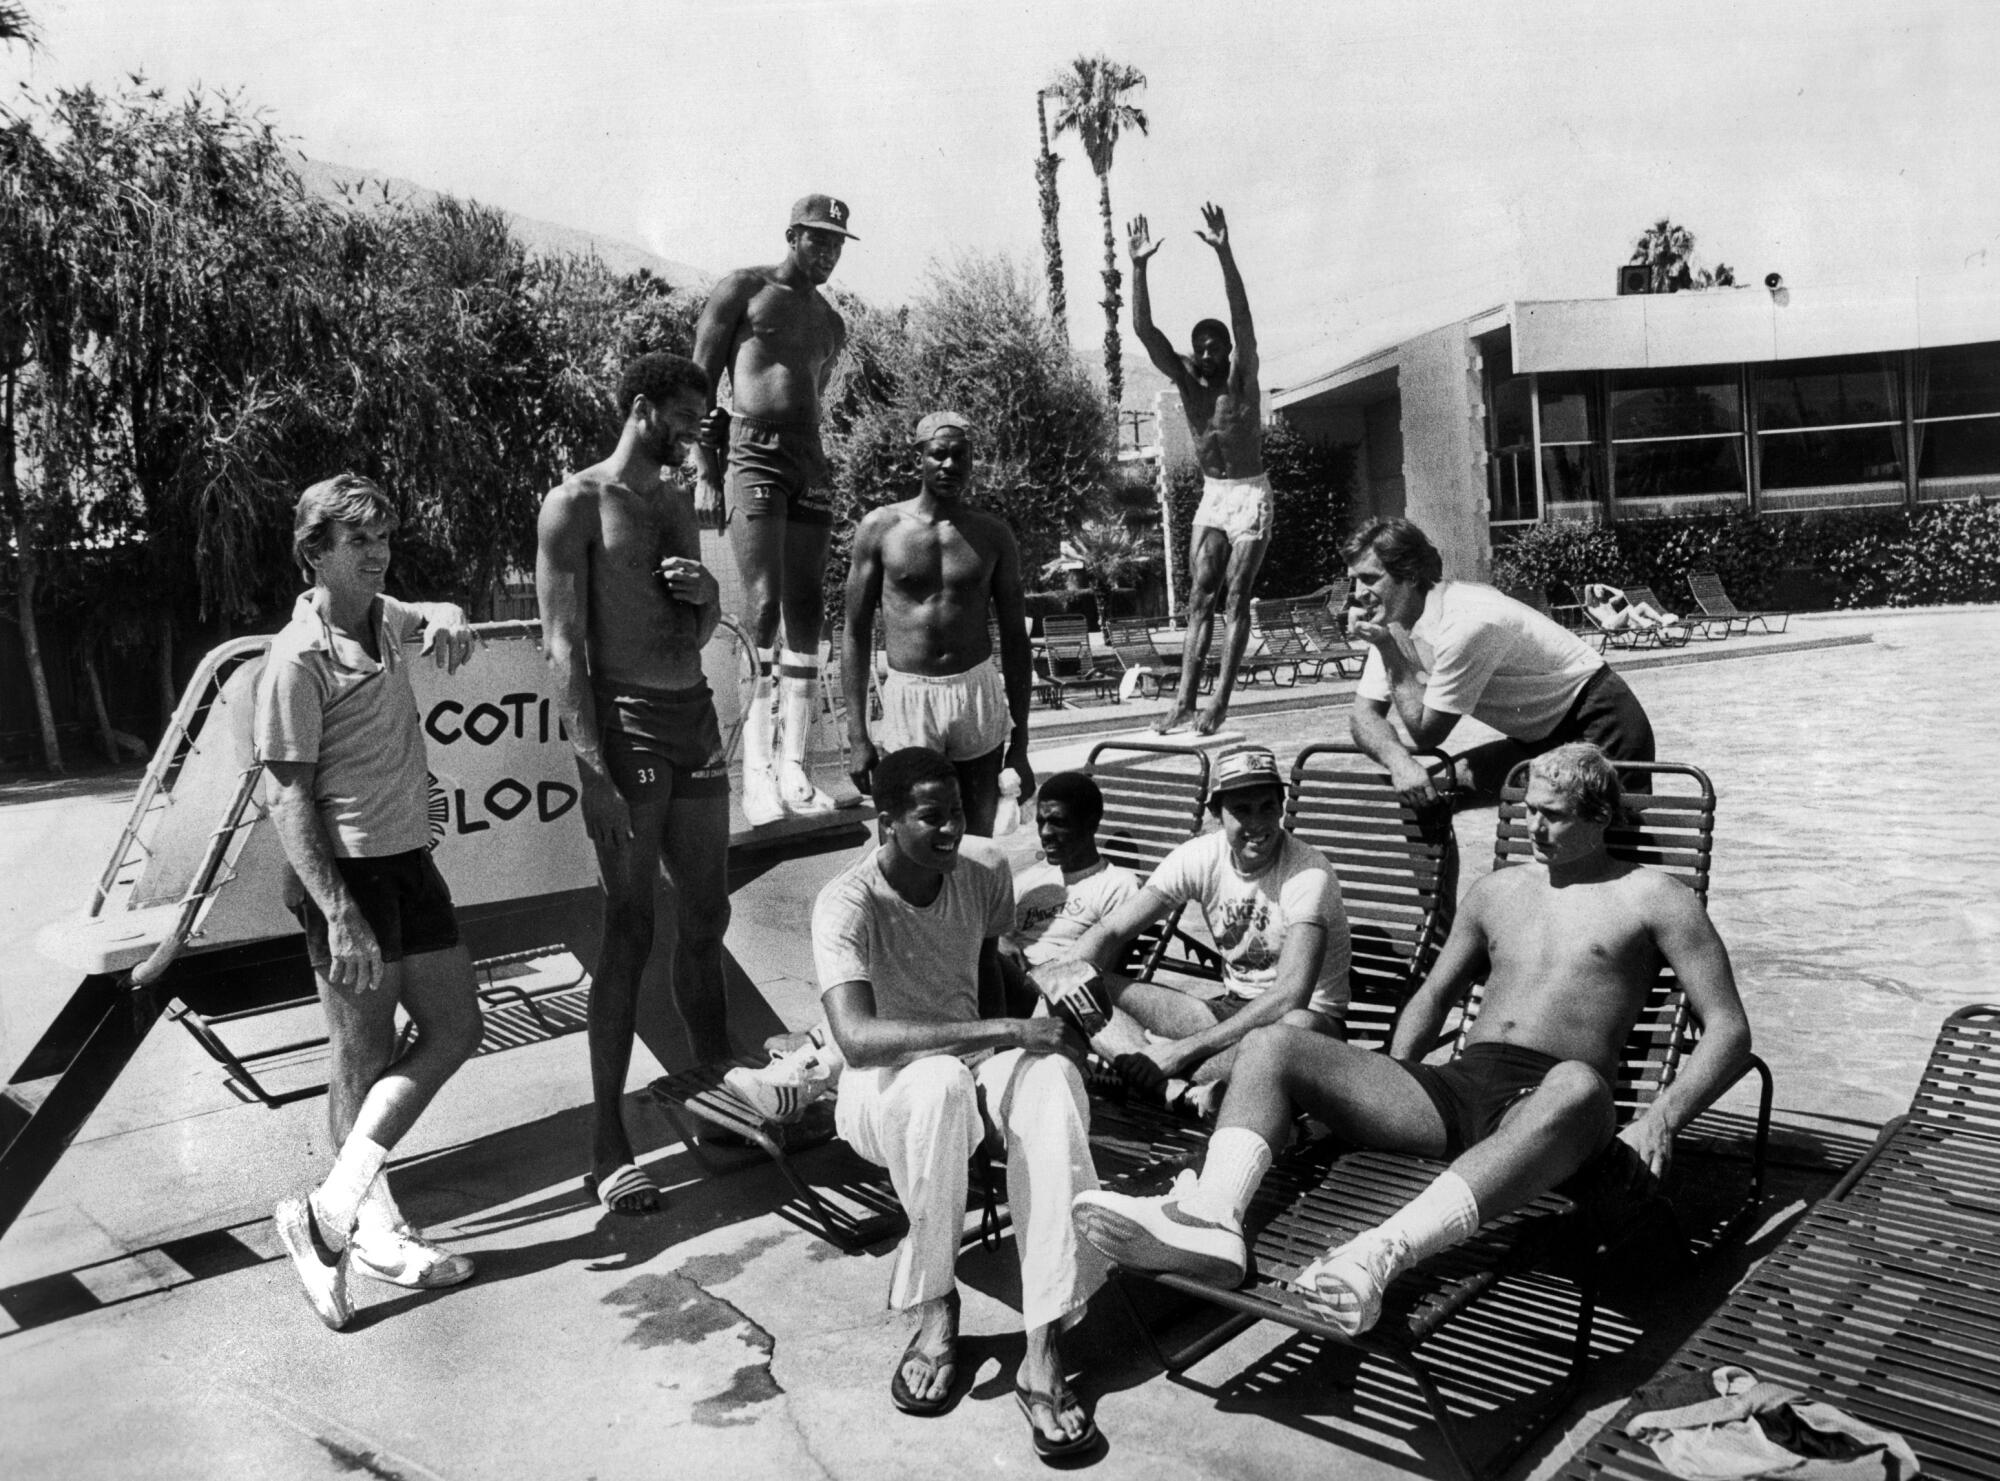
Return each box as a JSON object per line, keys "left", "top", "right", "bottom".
{"left": 1032, "top": 745, "right": 1351, "bottom": 1115}
{"left": 841, "top": 409, "right": 1037, "bottom": 838}
{"left": 692, "top": 194, "right": 856, "bottom": 826}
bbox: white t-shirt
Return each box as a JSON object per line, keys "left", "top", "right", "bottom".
{"left": 812, "top": 837, "right": 1014, "bottom": 1043}
{"left": 1145, "top": 830, "right": 1351, "bottom": 1016}
{"left": 1010, "top": 857, "right": 1140, "bottom": 968}
{"left": 1356, "top": 581, "right": 1603, "bottom": 740}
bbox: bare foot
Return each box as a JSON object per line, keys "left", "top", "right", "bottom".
{"left": 1017, "top": 1325, "right": 1091, "bottom": 1448}
{"left": 894, "top": 1291, "right": 959, "bottom": 1410}
{"left": 1194, "top": 703, "right": 1228, "bottom": 736}
{"left": 1152, "top": 706, "right": 1197, "bottom": 734}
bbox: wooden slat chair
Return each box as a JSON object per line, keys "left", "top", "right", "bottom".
{"left": 1288, "top": 599, "right": 1369, "bottom": 679}
{"left": 1251, "top": 600, "right": 1330, "bottom": 682}
{"left": 1035, "top": 614, "right": 1120, "bottom": 708}
{"left": 1555, "top": 1003, "right": 2000, "bottom": 1481}
{"left": 1111, "top": 761, "right": 1774, "bottom": 1481}
{"left": 1686, "top": 569, "right": 1791, "bottom": 635}
{"left": 1102, "top": 619, "right": 1189, "bottom": 700}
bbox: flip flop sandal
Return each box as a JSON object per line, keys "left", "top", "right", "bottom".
{"left": 585, "top": 1162, "right": 662, "bottom": 1216}
{"left": 888, "top": 1290, "right": 959, "bottom": 1416}
{"left": 1013, "top": 1381, "right": 1100, "bottom": 1462}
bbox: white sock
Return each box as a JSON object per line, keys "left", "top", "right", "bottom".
{"left": 1375, "top": 1169, "right": 1481, "bottom": 1264}
{"left": 743, "top": 650, "right": 776, "bottom": 774}
{"left": 313, "top": 1133, "right": 389, "bottom": 1238}
{"left": 1181, "top": 1127, "right": 1273, "bottom": 1227}
{"left": 355, "top": 1172, "right": 405, "bottom": 1236}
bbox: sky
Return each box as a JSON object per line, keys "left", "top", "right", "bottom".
{"left": 9, "top": 0, "right": 2000, "bottom": 391}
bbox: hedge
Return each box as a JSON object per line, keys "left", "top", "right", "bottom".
{"left": 1489, "top": 498, "right": 2000, "bottom": 610}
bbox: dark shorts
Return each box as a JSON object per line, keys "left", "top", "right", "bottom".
{"left": 1459, "top": 665, "right": 1656, "bottom": 798}
{"left": 1401, "top": 1042, "right": 1565, "bottom": 1159}
{"left": 728, "top": 413, "right": 835, "bottom": 526}
{"left": 289, "top": 848, "right": 460, "bottom": 971}
{"left": 595, "top": 682, "right": 730, "bottom": 804}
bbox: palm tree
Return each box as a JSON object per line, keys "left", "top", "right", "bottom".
{"left": 0, "top": 5, "right": 38, "bottom": 48}
{"left": 1033, "top": 88, "right": 1067, "bottom": 330}
{"left": 1629, "top": 218, "right": 1733, "bottom": 293}
{"left": 1047, "top": 54, "right": 1148, "bottom": 407}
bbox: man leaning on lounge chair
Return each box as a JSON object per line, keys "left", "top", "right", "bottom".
{"left": 1070, "top": 742, "right": 1752, "bottom": 1337}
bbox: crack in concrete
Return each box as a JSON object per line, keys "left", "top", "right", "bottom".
{"left": 603, "top": 1235, "right": 791, "bottom": 1427}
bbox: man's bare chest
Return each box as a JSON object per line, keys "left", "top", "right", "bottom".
{"left": 598, "top": 488, "right": 694, "bottom": 576}
{"left": 884, "top": 525, "right": 992, "bottom": 601}
{"left": 740, "top": 289, "right": 837, "bottom": 365}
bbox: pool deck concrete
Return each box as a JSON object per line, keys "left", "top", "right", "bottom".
{"left": 0, "top": 608, "right": 1989, "bottom": 1481}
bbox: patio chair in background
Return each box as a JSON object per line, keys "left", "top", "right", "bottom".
{"left": 1625, "top": 583, "right": 1726, "bottom": 642}
{"left": 1686, "top": 569, "right": 1791, "bottom": 635}
{"left": 1103, "top": 619, "right": 1199, "bottom": 700}
{"left": 1561, "top": 582, "right": 1685, "bottom": 651}
{"left": 1250, "top": 600, "right": 1330, "bottom": 681}
{"left": 1555, "top": 1002, "right": 2000, "bottom": 1481}
{"left": 1035, "top": 614, "right": 1120, "bottom": 708}
{"left": 1103, "top": 759, "right": 1772, "bottom": 1481}
{"left": 1288, "top": 599, "right": 1369, "bottom": 679}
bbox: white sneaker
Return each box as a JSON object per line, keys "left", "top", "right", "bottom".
{"left": 1070, "top": 1184, "right": 1246, "bottom": 1286}
{"left": 777, "top": 760, "right": 837, "bottom": 816}
{"left": 725, "top": 1045, "right": 834, "bottom": 1124}
{"left": 741, "top": 765, "right": 786, "bottom": 827}
{"left": 350, "top": 1225, "right": 476, "bottom": 1289}
{"left": 274, "top": 1195, "right": 353, "bottom": 1330}
{"left": 1296, "top": 1228, "right": 1412, "bottom": 1337}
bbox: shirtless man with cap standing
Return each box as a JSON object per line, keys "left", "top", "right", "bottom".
{"left": 842, "top": 411, "right": 1037, "bottom": 837}
{"left": 693, "top": 194, "right": 854, "bottom": 826}
{"left": 1129, "top": 202, "right": 1268, "bottom": 737}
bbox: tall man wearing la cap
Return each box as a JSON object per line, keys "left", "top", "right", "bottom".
{"left": 1034, "top": 745, "right": 1351, "bottom": 1116}
{"left": 841, "top": 410, "right": 1037, "bottom": 838}
{"left": 693, "top": 193, "right": 855, "bottom": 826}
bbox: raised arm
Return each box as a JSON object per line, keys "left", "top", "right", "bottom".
{"left": 1620, "top": 881, "right": 1754, "bottom": 1177}
{"left": 535, "top": 485, "right": 627, "bottom": 853}
{"left": 988, "top": 519, "right": 1037, "bottom": 801}
{"left": 1126, "top": 215, "right": 1186, "bottom": 384}
{"left": 842, "top": 512, "right": 889, "bottom": 793}
{"left": 689, "top": 272, "right": 760, "bottom": 522}
{"left": 1199, "top": 203, "right": 1258, "bottom": 382}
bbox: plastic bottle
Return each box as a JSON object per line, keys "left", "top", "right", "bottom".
{"left": 992, "top": 769, "right": 1023, "bottom": 836}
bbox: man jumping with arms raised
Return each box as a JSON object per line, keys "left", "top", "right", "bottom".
{"left": 539, "top": 353, "right": 734, "bottom": 1215}
{"left": 1072, "top": 743, "right": 1751, "bottom": 1335}
{"left": 1130, "top": 202, "right": 1268, "bottom": 736}
{"left": 693, "top": 194, "right": 854, "bottom": 826}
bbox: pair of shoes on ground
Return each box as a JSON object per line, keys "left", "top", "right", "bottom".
{"left": 275, "top": 1195, "right": 475, "bottom": 1330}
{"left": 1069, "top": 1173, "right": 1410, "bottom": 1336}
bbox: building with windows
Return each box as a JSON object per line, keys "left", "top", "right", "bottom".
{"left": 1270, "top": 268, "right": 2000, "bottom": 578}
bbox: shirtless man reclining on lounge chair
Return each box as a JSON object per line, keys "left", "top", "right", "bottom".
{"left": 1070, "top": 741, "right": 1752, "bottom": 1335}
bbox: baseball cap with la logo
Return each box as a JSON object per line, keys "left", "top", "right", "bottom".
{"left": 790, "top": 194, "right": 858, "bottom": 240}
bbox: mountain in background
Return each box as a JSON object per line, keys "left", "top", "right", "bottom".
{"left": 294, "top": 156, "right": 716, "bottom": 292}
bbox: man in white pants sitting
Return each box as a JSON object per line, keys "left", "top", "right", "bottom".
{"left": 815, "top": 746, "right": 1105, "bottom": 1459}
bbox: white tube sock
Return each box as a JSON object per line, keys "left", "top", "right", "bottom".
{"left": 355, "top": 1172, "right": 405, "bottom": 1236}
{"left": 1182, "top": 1127, "right": 1273, "bottom": 1227}
{"left": 1375, "top": 1168, "right": 1481, "bottom": 1264}
{"left": 743, "top": 649, "right": 777, "bottom": 775}
{"left": 313, "top": 1133, "right": 389, "bottom": 1238}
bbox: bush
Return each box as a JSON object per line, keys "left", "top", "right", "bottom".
{"left": 1493, "top": 499, "right": 2000, "bottom": 611}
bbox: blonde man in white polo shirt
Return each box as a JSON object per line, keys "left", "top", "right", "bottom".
{"left": 256, "top": 473, "right": 482, "bottom": 1330}
{"left": 1344, "top": 518, "right": 1655, "bottom": 809}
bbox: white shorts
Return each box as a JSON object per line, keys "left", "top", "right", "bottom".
{"left": 1191, "top": 472, "right": 1273, "bottom": 547}
{"left": 874, "top": 661, "right": 1009, "bottom": 762}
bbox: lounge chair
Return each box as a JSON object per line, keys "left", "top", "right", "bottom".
{"left": 1555, "top": 1002, "right": 2000, "bottom": 1481}
{"left": 1626, "top": 583, "right": 1727, "bottom": 642}
{"left": 1563, "top": 582, "right": 1687, "bottom": 651}
{"left": 1288, "top": 599, "right": 1369, "bottom": 679}
{"left": 1250, "top": 600, "right": 1333, "bottom": 682}
{"left": 1102, "top": 760, "right": 1772, "bottom": 1481}
{"left": 1035, "top": 615, "right": 1120, "bottom": 708}
{"left": 1686, "top": 569, "right": 1791, "bottom": 635}
{"left": 1103, "top": 619, "right": 1199, "bottom": 700}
